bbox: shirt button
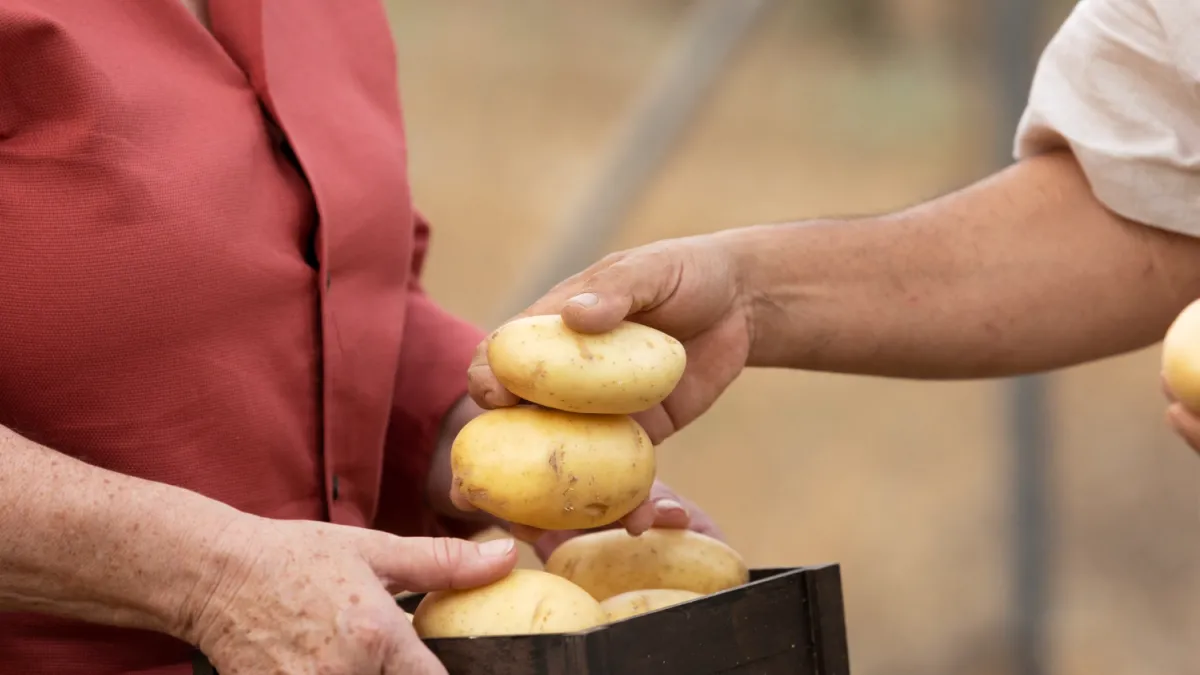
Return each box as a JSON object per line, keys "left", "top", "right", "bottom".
{"left": 325, "top": 272, "right": 331, "bottom": 290}
{"left": 331, "top": 474, "right": 340, "bottom": 501}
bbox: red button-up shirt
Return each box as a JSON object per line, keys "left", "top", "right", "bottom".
{"left": 0, "top": 1, "right": 483, "bottom": 672}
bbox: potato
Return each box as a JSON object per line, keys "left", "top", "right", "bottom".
{"left": 545, "top": 528, "right": 749, "bottom": 601}
{"left": 412, "top": 569, "right": 607, "bottom": 638}
{"left": 600, "top": 588, "right": 703, "bottom": 622}
{"left": 486, "top": 314, "right": 687, "bottom": 415}
{"left": 1163, "top": 298, "right": 1200, "bottom": 410}
{"left": 452, "top": 406, "right": 655, "bottom": 530}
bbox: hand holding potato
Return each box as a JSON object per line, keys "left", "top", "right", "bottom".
{"left": 190, "top": 516, "right": 518, "bottom": 675}
{"left": 468, "top": 237, "right": 752, "bottom": 444}
{"left": 410, "top": 526, "right": 750, "bottom": 640}
{"left": 452, "top": 310, "right": 697, "bottom": 537}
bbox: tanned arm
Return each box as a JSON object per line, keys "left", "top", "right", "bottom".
{"left": 731, "top": 150, "right": 1200, "bottom": 378}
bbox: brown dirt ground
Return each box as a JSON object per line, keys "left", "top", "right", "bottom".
{"left": 383, "top": 2, "right": 1199, "bottom": 673}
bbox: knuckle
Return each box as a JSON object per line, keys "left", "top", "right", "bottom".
{"left": 430, "top": 537, "right": 466, "bottom": 578}
{"left": 341, "top": 607, "right": 400, "bottom": 660}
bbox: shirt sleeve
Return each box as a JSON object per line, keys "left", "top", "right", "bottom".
{"left": 1014, "top": 0, "right": 1200, "bottom": 237}
{"left": 374, "top": 210, "right": 490, "bottom": 540}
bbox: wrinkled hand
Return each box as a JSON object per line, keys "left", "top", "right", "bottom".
{"left": 184, "top": 515, "right": 517, "bottom": 675}
{"left": 1162, "top": 374, "right": 1200, "bottom": 457}
{"left": 468, "top": 235, "right": 753, "bottom": 444}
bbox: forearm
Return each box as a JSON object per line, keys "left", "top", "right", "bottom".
{"left": 0, "top": 425, "right": 246, "bottom": 638}
{"left": 730, "top": 150, "right": 1200, "bottom": 378}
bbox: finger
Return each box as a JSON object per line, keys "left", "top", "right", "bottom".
{"left": 448, "top": 480, "right": 478, "bottom": 513}
{"left": 467, "top": 336, "right": 522, "bottom": 410}
{"left": 618, "top": 500, "right": 659, "bottom": 535}
{"left": 361, "top": 534, "right": 518, "bottom": 593}
{"left": 560, "top": 253, "right": 680, "bottom": 335}
{"left": 631, "top": 406, "right": 674, "bottom": 446}
{"left": 531, "top": 529, "right": 581, "bottom": 562}
{"left": 650, "top": 498, "right": 692, "bottom": 529}
{"left": 1166, "top": 403, "right": 1200, "bottom": 455}
{"left": 1162, "top": 372, "right": 1178, "bottom": 403}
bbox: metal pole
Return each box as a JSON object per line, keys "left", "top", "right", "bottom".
{"left": 498, "top": 0, "right": 773, "bottom": 321}
{"left": 987, "top": 1, "right": 1050, "bottom": 674}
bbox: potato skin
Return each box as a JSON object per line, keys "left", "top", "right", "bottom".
{"left": 600, "top": 588, "right": 703, "bottom": 622}
{"left": 487, "top": 314, "right": 687, "bottom": 415}
{"left": 412, "top": 569, "right": 607, "bottom": 638}
{"left": 451, "top": 406, "right": 656, "bottom": 530}
{"left": 544, "top": 528, "right": 750, "bottom": 601}
{"left": 1163, "top": 298, "right": 1200, "bottom": 410}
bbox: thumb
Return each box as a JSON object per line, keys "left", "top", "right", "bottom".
{"left": 560, "top": 254, "right": 678, "bottom": 334}
{"left": 359, "top": 534, "right": 518, "bottom": 593}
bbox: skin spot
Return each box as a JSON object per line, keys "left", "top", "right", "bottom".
{"left": 349, "top": 594, "right": 360, "bottom": 605}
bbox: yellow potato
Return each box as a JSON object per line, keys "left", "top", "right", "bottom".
{"left": 452, "top": 406, "right": 655, "bottom": 530}
{"left": 487, "top": 314, "right": 687, "bottom": 415}
{"left": 1163, "top": 298, "right": 1200, "bottom": 410}
{"left": 600, "top": 588, "right": 703, "bottom": 622}
{"left": 545, "top": 528, "right": 750, "bottom": 601}
{"left": 412, "top": 569, "right": 607, "bottom": 638}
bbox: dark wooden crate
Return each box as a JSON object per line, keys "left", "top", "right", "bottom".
{"left": 193, "top": 564, "right": 850, "bottom": 675}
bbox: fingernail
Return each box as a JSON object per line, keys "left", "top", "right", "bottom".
{"left": 567, "top": 293, "right": 599, "bottom": 308}
{"left": 478, "top": 538, "right": 515, "bottom": 557}
{"left": 654, "top": 499, "right": 688, "bottom": 516}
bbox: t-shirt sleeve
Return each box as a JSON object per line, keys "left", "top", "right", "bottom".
{"left": 1014, "top": 0, "right": 1200, "bottom": 237}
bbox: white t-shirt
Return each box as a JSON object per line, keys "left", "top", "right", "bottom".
{"left": 1015, "top": 0, "right": 1200, "bottom": 237}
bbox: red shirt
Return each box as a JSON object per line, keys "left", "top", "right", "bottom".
{"left": 0, "top": 1, "right": 483, "bottom": 672}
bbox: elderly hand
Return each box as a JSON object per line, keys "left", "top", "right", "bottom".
{"left": 1162, "top": 374, "right": 1200, "bottom": 457}
{"left": 186, "top": 515, "right": 517, "bottom": 675}
{"left": 467, "top": 235, "right": 752, "bottom": 444}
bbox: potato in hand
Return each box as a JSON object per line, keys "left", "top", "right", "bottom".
{"left": 486, "top": 314, "right": 687, "bottom": 415}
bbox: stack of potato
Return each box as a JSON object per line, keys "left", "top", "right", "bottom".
{"left": 411, "top": 315, "right": 751, "bottom": 638}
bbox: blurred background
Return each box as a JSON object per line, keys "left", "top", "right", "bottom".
{"left": 381, "top": 1, "right": 1199, "bottom": 674}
